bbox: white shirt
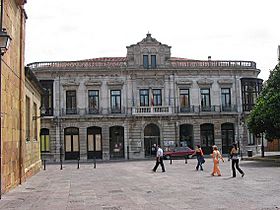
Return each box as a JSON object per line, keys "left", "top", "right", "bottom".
{"left": 156, "top": 147, "right": 163, "bottom": 157}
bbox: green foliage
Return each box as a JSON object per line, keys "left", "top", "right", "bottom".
{"left": 247, "top": 62, "right": 280, "bottom": 140}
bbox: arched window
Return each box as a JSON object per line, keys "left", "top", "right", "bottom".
{"left": 221, "top": 123, "right": 235, "bottom": 154}
{"left": 109, "top": 126, "right": 124, "bottom": 159}
{"left": 144, "top": 123, "right": 160, "bottom": 157}
{"left": 200, "top": 123, "right": 215, "bottom": 154}
{"left": 180, "top": 124, "right": 193, "bottom": 148}
{"left": 64, "top": 127, "right": 79, "bottom": 160}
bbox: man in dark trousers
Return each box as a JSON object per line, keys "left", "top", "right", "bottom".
{"left": 152, "top": 145, "right": 166, "bottom": 172}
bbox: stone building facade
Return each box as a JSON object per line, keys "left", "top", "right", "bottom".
{"left": 29, "top": 33, "right": 263, "bottom": 161}
{"left": 1, "top": 0, "right": 42, "bottom": 195}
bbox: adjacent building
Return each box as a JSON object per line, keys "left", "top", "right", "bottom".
{"left": 29, "top": 33, "right": 263, "bottom": 161}
{"left": 1, "top": 0, "right": 42, "bottom": 195}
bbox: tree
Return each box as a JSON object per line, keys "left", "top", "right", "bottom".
{"left": 247, "top": 61, "right": 280, "bottom": 140}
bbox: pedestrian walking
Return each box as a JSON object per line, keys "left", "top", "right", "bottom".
{"left": 152, "top": 145, "right": 166, "bottom": 172}
{"left": 211, "top": 145, "right": 224, "bottom": 176}
{"left": 151, "top": 144, "right": 157, "bottom": 156}
{"left": 191, "top": 145, "right": 205, "bottom": 171}
{"left": 230, "top": 143, "right": 245, "bottom": 178}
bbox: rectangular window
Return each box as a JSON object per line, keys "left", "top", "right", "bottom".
{"left": 33, "top": 103, "right": 38, "bottom": 141}
{"left": 143, "top": 55, "right": 149, "bottom": 69}
{"left": 66, "top": 90, "right": 77, "bottom": 114}
{"left": 111, "top": 90, "right": 121, "bottom": 113}
{"left": 151, "top": 55, "right": 157, "bottom": 68}
{"left": 140, "top": 89, "right": 149, "bottom": 106}
{"left": 40, "top": 80, "right": 54, "bottom": 116}
{"left": 221, "top": 88, "right": 231, "bottom": 111}
{"left": 88, "top": 90, "right": 99, "bottom": 114}
{"left": 241, "top": 78, "right": 263, "bottom": 111}
{"left": 180, "top": 89, "right": 190, "bottom": 112}
{"left": 153, "top": 89, "right": 162, "bottom": 106}
{"left": 248, "top": 132, "right": 256, "bottom": 145}
{"left": 200, "top": 88, "right": 211, "bottom": 111}
{"left": 26, "top": 96, "right": 31, "bottom": 141}
{"left": 40, "top": 129, "right": 50, "bottom": 152}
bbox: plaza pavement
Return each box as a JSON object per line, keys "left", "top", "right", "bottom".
{"left": 0, "top": 158, "right": 279, "bottom": 210}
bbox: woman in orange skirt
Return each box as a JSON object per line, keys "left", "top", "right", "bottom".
{"left": 211, "top": 145, "right": 224, "bottom": 176}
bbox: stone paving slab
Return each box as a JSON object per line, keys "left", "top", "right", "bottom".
{"left": 0, "top": 159, "right": 279, "bottom": 210}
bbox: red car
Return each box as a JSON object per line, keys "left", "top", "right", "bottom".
{"left": 163, "top": 147, "right": 195, "bottom": 159}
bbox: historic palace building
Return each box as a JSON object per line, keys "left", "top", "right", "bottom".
{"left": 28, "top": 33, "right": 263, "bottom": 161}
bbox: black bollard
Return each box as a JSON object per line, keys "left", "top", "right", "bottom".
{"left": 127, "top": 145, "right": 129, "bottom": 160}
{"left": 77, "top": 158, "right": 80, "bottom": 169}
{"left": 60, "top": 159, "right": 63, "bottom": 170}
{"left": 93, "top": 157, "right": 96, "bottom": 169}
{"left": 170, "top": 157, "right": 172, "bottom": 165}
{"left": 43, "top": 159, "right": 46, "bottom": 170}
{"left": 60, "top": 147, "right": 63, "bottom": 170}
{"left": 185, "top": 156, "right": 188, "bottom": 164}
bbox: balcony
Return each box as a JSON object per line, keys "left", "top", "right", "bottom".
{"left": 86, "top": 108, "right": 99, "bottom": 115}
{"left": 221, "top": 105, "right": 237, "bottom": 112}
{"left": 179, "top": 106, "right": 195, "bottom": 113}
{"left": 62, "top": 108, "right": 79, "bottom": 115}
{"left": 132, "top": 106, "right": 172, "bottom": 115}
{"left": 177, "top": 105, "right": 238, "bottom": 114}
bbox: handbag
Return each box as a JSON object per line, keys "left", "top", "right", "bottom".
{"left": 201, "top": 157, "right": 205, "bottom": 164}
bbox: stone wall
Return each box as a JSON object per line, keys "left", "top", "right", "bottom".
{"left": 1, "top": 0, "right": 41, "bottom": 194}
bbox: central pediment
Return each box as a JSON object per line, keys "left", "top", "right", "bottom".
{"left": 126, "top": 33, "right": 171, "bottom": 67}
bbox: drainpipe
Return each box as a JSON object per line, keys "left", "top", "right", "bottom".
{"left": 0, "top": 0, "right": 3, "bottom": 199}
{"left": 18, "top": 4, "right": 25, "bottom": 185}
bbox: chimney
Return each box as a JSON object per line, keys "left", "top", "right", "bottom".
{"left": 208, "top": 56, "right": 211, "bottom": 61}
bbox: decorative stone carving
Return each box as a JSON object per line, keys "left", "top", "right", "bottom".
{"left": 137, "top": 78, "right": 164, "bottom": 87}
{"left": 107, "top": 80, "right": 124, "bottom": 86}
{"left": 150, "top": 48, "right": 157, "bottom": 53}
{"left": 197, "top": 78, "right": 214, "bottom": 87}
{"left": 217, "top": 79, "right": 233, "bottom": 86}
{"left": 62, "top": 80, "right": 79, "bottom": 87}
{"left": 176, "top": 80, "right": 193, "bottom": 86}
{"left": 84, "top": 80, "right": 102, "bottom": 87}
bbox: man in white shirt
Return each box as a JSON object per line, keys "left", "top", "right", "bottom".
{"left": 152, "top": 145, "right": 166, "bottom": 172}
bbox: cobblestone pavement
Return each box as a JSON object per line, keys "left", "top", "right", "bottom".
{"left": 0, "top": 159, "right": 279, "bottom": 210}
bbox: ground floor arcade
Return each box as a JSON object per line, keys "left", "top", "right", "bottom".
{"left": 40, "top": 115, "right": 256, "bottom": 161}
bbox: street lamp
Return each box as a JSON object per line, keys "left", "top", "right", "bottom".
{"left": 0, "top": 28, "right": 12, "bottom": 200}
{"left": 32, "top": 106, "right": 46, "bottom": 120}
{"left": 0, "top": 28, "right": 11, "bottom": 55}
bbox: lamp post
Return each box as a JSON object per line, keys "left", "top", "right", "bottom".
{"left": 0, "top": 28, "right": 12, "bottom": 200}
{"left": 261, "top": 133, "right": 264, "bottom": 158}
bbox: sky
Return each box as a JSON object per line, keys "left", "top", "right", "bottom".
{"left": 25, "top": 0, "right": 280, "bottom": 81}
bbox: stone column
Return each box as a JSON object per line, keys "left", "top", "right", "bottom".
{"left": 193, "top": 123, "right": 201, "bottom": 147}
{"left": 79, "top": 125, "right": 87, "bottom": 160}
{"left": 102, "top": 126, "right": 110, "bottom": 160}
{"left": 214, "top": 123, "right": 222, "bottom": 151}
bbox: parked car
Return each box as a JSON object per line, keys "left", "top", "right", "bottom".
{"left": 163, "top": 147, "right": 195, "bottom": 159}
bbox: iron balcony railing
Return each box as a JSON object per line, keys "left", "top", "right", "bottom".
{"left": 27, "top": 60, "right": 256, "bottom": 70}
{"left": 177, "top": 105, "right": 238, "bottom": 114}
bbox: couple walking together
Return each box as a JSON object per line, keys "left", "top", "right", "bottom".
{"left": 193, "top": 144, "right": 244, "bottom": 177}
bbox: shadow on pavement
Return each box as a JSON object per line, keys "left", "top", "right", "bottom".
{"left": 241, "top": 160, "right": 280, "bottom": 168}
